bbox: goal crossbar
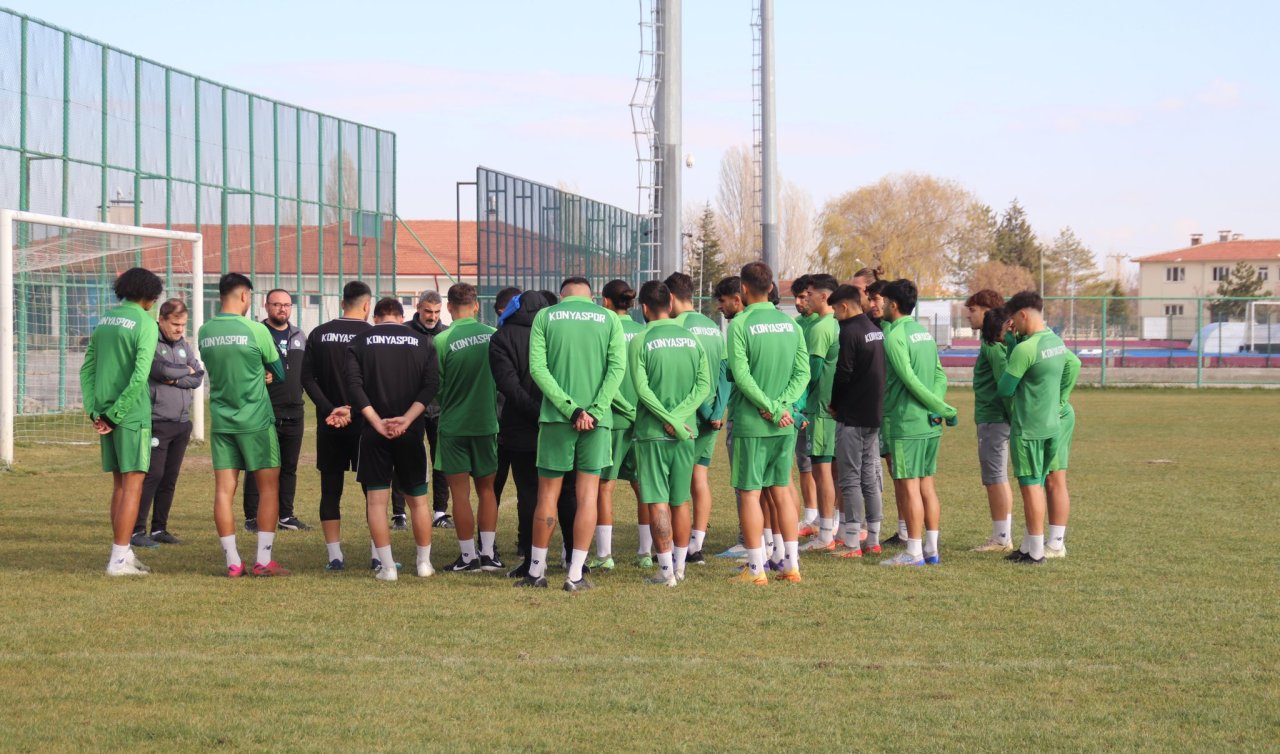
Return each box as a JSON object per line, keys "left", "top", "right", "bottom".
{"left": 1, "top": 209, "right": 205, "bottom": 466}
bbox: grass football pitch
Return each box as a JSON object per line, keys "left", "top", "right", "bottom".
{"left": 1, "top": 389, "right": 1277, "bottom": 753}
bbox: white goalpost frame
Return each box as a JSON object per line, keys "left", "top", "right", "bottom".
{"left": 1246, "top": 300, "right": 1280, "bottom": 353}
{"left": 1, "top": 209, "right": 204, "bottom": 466}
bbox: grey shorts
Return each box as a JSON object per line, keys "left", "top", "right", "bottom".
{"left": 794, "top": 426, "right": 812, "bottom": 473}
{"left": 976, "top": 422, "right": 1011, "bottom": 486}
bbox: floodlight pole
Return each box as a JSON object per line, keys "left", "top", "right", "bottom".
{"left": 760, "top": 0, "right": 779, "bottom": 273}
{"left": 657, "top": 0, "right": 682, "bottom": 277}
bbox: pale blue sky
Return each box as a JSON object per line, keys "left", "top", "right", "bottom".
{"left": 23, "top": 0, "right": 1280, "bottom": 265}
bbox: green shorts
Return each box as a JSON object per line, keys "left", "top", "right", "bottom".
{"left": 889, "top": 435, "right": 940, "bottom": 480}
{"left": 99, "top": 424, "right": 152, "bottom": 473}
{"left": 1048, "top": 406, "right": 1075, "bottom": 474}
{"left": 808, "top": 414, "right": 837, "bottom": 459}
{"left": 437, "top": 433, "right": 499, "bottom": 477}
{"left": 601, "top": 427, "right": 637, "bottom": 482}
{"left": 536, "top": 422, "right": 611, "bottom": 475}
{"left": 211, "top": 426, "right": 280, "bottom": 472}
{"left": 731, "top": 433, "right": 796, "bottom": 491}
{"left": 694, "top": 423, "right": 720, "bottom": 467}
{"left": 636, "top": 439, "right": 695, "bottom": 505}
{"left": 1012, "top": 434, "right": 1058, "bottom": 486}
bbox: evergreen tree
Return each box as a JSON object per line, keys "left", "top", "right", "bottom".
{"left": 1208, "top": 262, "right": 1270, "bottom": 321}
{"left": 994, "top": 199, "right": 1041, "bottom": 278}
{"left": 685, "top": 204, "right": 728, "bottom": 316}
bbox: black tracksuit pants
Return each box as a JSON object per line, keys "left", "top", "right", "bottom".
{"left": 135, "top": 420, "right": 193, "bottom": 534}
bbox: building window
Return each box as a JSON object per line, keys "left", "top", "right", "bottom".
{"left": 1259, "top": 267, "right": 1269, "bottom": 281}
{"left": 1165, "top": 266, "right": 1185, "bottom": 282}
{"left": 1164, "top": 304, "right": 1184, "bottom": 316}
{"left": 1212, "top": 266, "right": 1231, "bottom": 282}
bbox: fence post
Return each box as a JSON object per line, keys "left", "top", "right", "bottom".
{"left": 1195, "top": 298, "right": 1204, "bottom": 388}
{"left": 1100, "top": 297, "right": 1108, "bottom": 386}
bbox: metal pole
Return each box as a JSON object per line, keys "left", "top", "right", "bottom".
{"left": 1195, "top": 297, "right": 1204, "bottom": 388}
{"left": 1, "top": 210, "right": 14, "bottom": 466}
{"left": 657, "top": 0, "right": 682, "bottom": 277}
{"left": 1099, "top": 297, "right": 1108, "bottom": 387}
{"left": 760, "top": 0, "right": 779, "bottom": 273}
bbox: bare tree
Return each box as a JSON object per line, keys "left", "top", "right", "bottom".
{"left": 816, "top": 173, "right": 989, "bottom": 294}
{"left": 715, "top": 144, "right": 817, "bottom": 276}
{"left": 778, "top": 179, "right": 817, "bottom": 279}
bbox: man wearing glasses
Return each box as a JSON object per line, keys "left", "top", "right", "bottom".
{"left": 244, "top": 288, "right": 311, "bottom": 532}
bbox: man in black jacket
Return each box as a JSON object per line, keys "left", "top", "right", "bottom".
{"left": 407, "top": 290, "right": 452, "bottom": 529}
{"left": 244, "top": 289, "right": 309, "bottom": 532}
{"left": 488, "top": 290, "right": 578, "bottom": 578}
{"left": 346, "top": 298, "right": 441, "bottom": 581}
{"left": 828, "top": 284, "right": 886, "bottom": 556}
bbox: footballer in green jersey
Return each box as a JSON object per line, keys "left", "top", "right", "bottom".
{"left": 666, "top": 272, "right": 729, "bottom": 563}
{"left": 965, "top": 290, "right": 1016, "bottom": 553}
{"left": 879, "top": 279, "right": 957, "bottom": 567}
{"left": 198, "top": 273, "right": 289, "bottom": 578}
{"left": 1045, "top": 335, "right": 1082, "bottom": 559}
{"left": 630, "top": 281, "right": 710, "bottom": 585}
{"left": 434, "top": 283, "right": 502, "bottom": 572}
{"left": 997, "top": 290, "right": 1070, "bottom": 564}
{"left": 726, "top": 263, "right": 810, "bottom": 583}
{"left": 520, "top": 277, "right": 627, "bottom": 591}
{"left": 80, "top": 268, "right": 163, "bottom": 575}
{"left": 590, "top": 281, "right": 645, "bottom": 572}
{"left": 800, "top": 275, "right": 842, "bottom": 550}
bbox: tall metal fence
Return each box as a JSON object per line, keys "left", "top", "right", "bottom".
{"left": 0, "top": 8, "right": 397, "bottom": 330}
{"left": 683, "top": 294, "right": 1279, "bottom": 388}
{"left": 475, "top": 167, "right": 654, "bottom": 320}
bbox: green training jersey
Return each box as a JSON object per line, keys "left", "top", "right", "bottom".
{"left": 198, "top": 313, "right": 284, "bottom": 434}
{"left": 805, "top": 312, "right": 839, "bottom": 416}
{"left": 878, "top": 317, "right": 896, "bottom": 441}
{"left": 795, "top": 311, "right": 818, "bottom": 341}
{"left": 611, "top": 313, "right": 646, "bottom": 429}
{"left": 1003, "top": 329, "right": 1069, "bottom": 440}
{"left": 675, "top": 310, "right": 729, "bottom": 427}
{"left": 727, "top": 301, "right": 810, "bottom": 438}
{"left": 1060, "top": 347, "right": 1082, "bottom": 415}
{"left": 529, "top": 295, "right": 626, "bottom": 428}
{"left": 435, "top": 316, "right": 498, "bottom": 436}
{"left": 883, "top": 315, "right": 954, "bottom": 440}
{"left": 629, "top": 319, "right": 711, "bottom": 442}
{"left": 973, "top": 339, "right": 1010, "bottom": 424}
{"left": 79, "top": 300, "right": 159, "bottom": 429}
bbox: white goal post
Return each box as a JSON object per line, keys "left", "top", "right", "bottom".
{"left": 1, "top": 209, "right": 204, "bottom": 466}
{"left": 1246, "top": 301, "right": 1280, "bottom": 353}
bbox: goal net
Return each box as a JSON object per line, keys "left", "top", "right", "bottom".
{"left": 1, "top": 210, "right": 204, "bottom": 466}
{"left": 1247, "top": 301, "right": 1280, "bottom": 354}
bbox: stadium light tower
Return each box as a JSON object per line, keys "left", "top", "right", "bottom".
{"left": 656, "top": 0, "right": 683, "bottom": 277}
{"left": 759, "top": 0, "right": 778, "bottom": 272}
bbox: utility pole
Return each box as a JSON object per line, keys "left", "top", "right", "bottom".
{"left": 759, "top": 0, "right": 778, "bottom": 273}
{"left": 656, "top": 0, "right": 682, "bottom": 277}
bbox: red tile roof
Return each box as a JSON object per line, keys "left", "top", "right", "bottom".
{"left": 1135, "top": 240, "right": 1280, "bottom": 264}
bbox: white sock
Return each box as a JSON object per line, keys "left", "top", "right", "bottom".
{"left": 218, "top": 536, "right": 241, "bottom": 568}
{"left": 459, "top": 538, "right": 477, "bottom": 563}
{"left": 906, "top": 538, "right": 923, "bottom": 560}
{"left": 993, "top": 517, "right": 1012, "bottom": 543}
{"left": 417, "top": 544, "right": 432, "bottom": 567}
{"left": 325, "top": 541, "right": 343, "bottom": 562}
{"left": 763, "top": 528, "right": 774, "bottom": 549}
{"left": 746, "top": 547, "right": 765, "bottom": 576}
{"left": 376, "top": 545, "right": 395, "bottom": 573}
{"left": 1026, "top": 534, "right": 1045, "bottom": 560}
{"left": 567, "top": 548, "right": 588, "bottom": 582}
{"left": 842, "top": 521, "right": 860, "bottom": 547}
{"left": 1048, "top": 525, "right": 1066, "bottom": 551}
{"left": 690, "top": 529, "right": 706, "bottom": 554}
{"left": 673, "top": 546, "right": 688, "bottom": 573}
{"left": 370, "top": 540, "right": 378, "bottom": 560}
{"left": 657, "top": 550, "right": 674, "bottom": 577}
{"left": 433, "top": 510, "right": 448, "bottom": 523}
{"left": 110, "top": 543, "right": 131, "bottom": 565}
{"left": 819, "top": 517, "right": 836, "bottom": 544}
{"left": 784, "top": 540, "right": 800, "bottom": 573}
{"left": 479, "top": 531, "right": 495, "bottom": 558}
{"left": 596, "top": 525, "right": 612, "bottom": 558}
{"left": 803, "top": 507, "right": 819, "bottom": 524}
{"left": 837, "top": 509, "right": 845, "bottom": 525}
{"left": 255, "top": 531, "right": 276, "bottom": 566}
{"left": 924, "top": 529, "right": 939, "bottom": 557}
{"left": 637, "top": 524, "right": 653, "bottom": 555}
{"left": 897, "top": 519, "right": 908, "bottom": 539}
{"left": 771, "top": 535, "right": 785, "bottom": 564}
{"left": 529, "top": 546, "right": 549, "bottom": 578}
{"left": 1019, "top": 526, "right": 1030, "bottom": 554}
{"left": 867, "top": 521, "right": 881, "bottom": 547}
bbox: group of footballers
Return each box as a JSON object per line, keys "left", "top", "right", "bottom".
{"left": 81, "top": 258, "right": 1079, "bottom": 587}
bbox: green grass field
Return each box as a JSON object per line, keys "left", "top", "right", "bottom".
{"left": 1, "top": 389, "right": 1277, "bottom": 753}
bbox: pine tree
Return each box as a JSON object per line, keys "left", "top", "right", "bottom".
{"left": 686, "top": 204, "right": 728, "bottom": 316}
{"left": 1208, "top": 262, "right": 1270, "bottom": 321}
{"left": 993, "top": 199, "right": 1041, "bottom": 278}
